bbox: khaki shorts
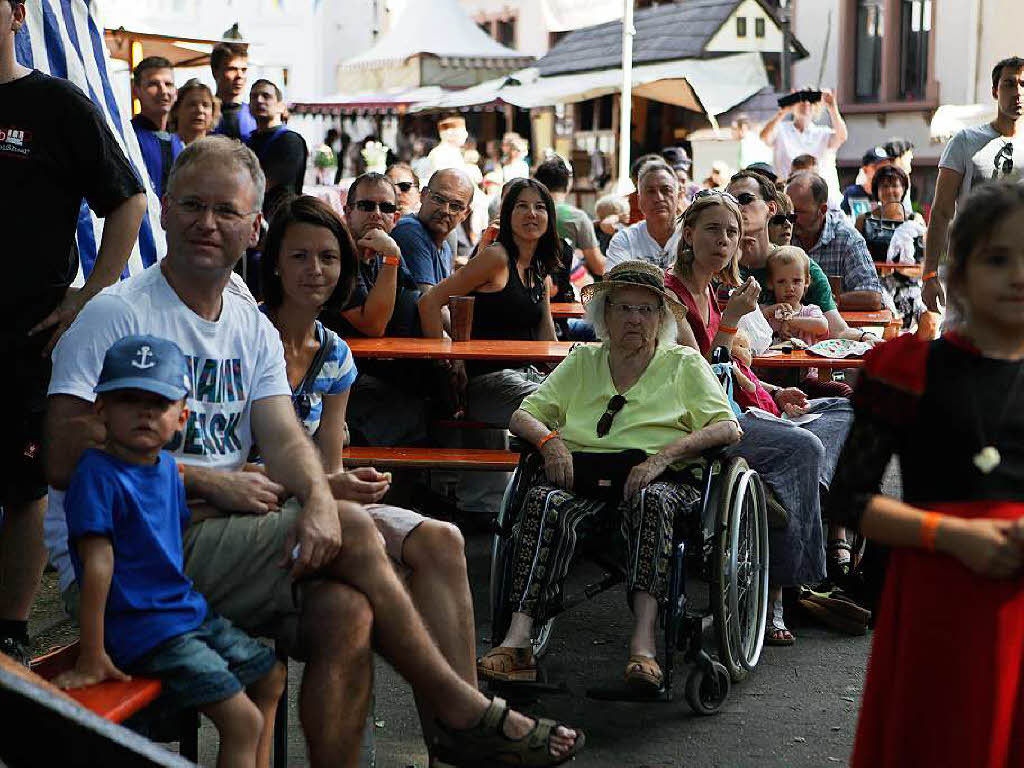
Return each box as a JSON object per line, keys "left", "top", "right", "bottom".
{"left": 183, "top": 498, "right": 303, "bottom": 647}
{"left": 366, "top": 503, "right": 426, "bottom": 565}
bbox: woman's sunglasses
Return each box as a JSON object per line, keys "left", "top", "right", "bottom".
{"left": 394, "top": 181, "right": 415, "bottom": 193}
{"left": 693, "top": 189, "right": 758, "bottom": 206}
{"left": 769, "top": 213, "right": 798, "bottom": 226}
{"left": 596, "top": 395, "right": 627, "bottom": 437}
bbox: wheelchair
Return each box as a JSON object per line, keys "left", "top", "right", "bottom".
{"left": 487, "top": 351, "right": 770, "bottom": 715}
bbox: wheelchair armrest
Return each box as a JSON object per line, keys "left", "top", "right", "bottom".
{"left": 509, "top": 436, "right": 539, "bottom": 454}
{"left": 700, "top": 445, "right": 728, "bottom": 463}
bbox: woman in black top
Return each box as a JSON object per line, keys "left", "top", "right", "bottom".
{"left": 419, "top": 178, "right": 561, "bottom": 516}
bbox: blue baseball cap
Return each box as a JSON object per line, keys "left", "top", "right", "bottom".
{"left": 94, "top": 335, "right": 191, "bottom": 401}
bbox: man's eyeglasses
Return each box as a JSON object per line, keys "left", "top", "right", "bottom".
{"left": 425, "top": 190, "right": 467, "bottom": 213}
{"left": 993, "top": 143, "right": 1014, "bottom": 180}
{"left": 607, "top": 300, "right": 659, "bottom": 317}
{"left": 168, "top": 196, "right": 258, "bottom": 224}
{"left": 354, "top": 199, "right": 398, "bottom": 214}
{"left": 394, "top": 181, "right": 415, "bottom": 193}
{"left": 597, "top": 395, "right": 627, "bottom": 438}
{"left": 769, "top": 213, "right": 798, "bottom": 226}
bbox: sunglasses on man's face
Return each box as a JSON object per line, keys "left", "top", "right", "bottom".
{"left": 354, "top": 199, "right": 398, "bottom": 214}
{"left": 596, "top": 394, "right": 627, "bottom": 438}
{"left": 394, "top": 181, "right": 415, "bottom": 193}
{"left": 769, "top": 213, "right": 798, "bottom": 226}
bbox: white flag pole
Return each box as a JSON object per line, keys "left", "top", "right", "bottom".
{"left": 616, "top": 0, "right": 635, "bottom": 194}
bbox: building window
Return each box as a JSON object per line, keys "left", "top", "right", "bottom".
{"left": 899, "top": 0, "right": 931, "bottom": 99}
{"left": 736, "top": 17, "right": 747, "bottom": 38}
{"left": 755, "top": 17, "right": 766, "bottom": 38}
{"left": 496, "top": 18, "right": 516, "bottom": 48}
{"left": 854, "top": 0, "right": 884, "bottom": 102}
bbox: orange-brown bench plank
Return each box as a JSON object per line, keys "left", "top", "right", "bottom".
{"left": 343, "top": 446, "right": 520, "bottom": 470}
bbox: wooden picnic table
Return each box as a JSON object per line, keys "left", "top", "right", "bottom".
{"left": 752, "top": 350, "right": 865, "bottom": 370}
{"left": 345, "top": 337, "right": 581, "bottom": 363}
{"left": 550, "top": 302, "right": 584, "bottom": 319}
{"left": 874, "top": 261, "right": 923, "bottom": 277}
{"left": 842, "top": 308, "right": 901, "bottom": 339}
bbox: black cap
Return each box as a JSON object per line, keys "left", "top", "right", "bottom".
{"left": 862, "top": 146, "right": 890, "bottom": 167}
{"left": 660, "top": 146, "right": 691, "bottom": 172}
{"left": 745, "top": 161, "right": 777, "bottom": 182}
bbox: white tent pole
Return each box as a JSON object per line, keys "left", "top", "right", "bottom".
{"left": 616, "top": 0, "right": 635, "bottom": 194}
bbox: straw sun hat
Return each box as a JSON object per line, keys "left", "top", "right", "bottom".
{"left": 580, "top": 260, "right": 688, "bottom": 327}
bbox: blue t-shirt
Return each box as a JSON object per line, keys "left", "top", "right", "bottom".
{"left": 392, "top": 213, "right": 452, "bottom": 287}
{"left": 293, "top": 321, "right": 358, "bottom": 436}
{"left": 65, "top": 449, "right": 207, "bottom": 667}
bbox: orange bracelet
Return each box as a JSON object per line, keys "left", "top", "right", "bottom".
{"left": 719, "top": 323, "right": 738, "bottom": 334}
{"left": 381, "top": 255, "right": 400, "bottom": 267}
{"left": 537, "top": 431, "right": 559, "bottom": 450}
{"left": 920, "top": 511, "right": 943, "bottom": 551}
{"left": 922, "top": 271, "right": 938, "bottom": 281}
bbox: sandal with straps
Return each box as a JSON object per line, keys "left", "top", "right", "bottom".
{"left": 432, "top": 696, "right": 585, "bottom": 767}
{"left": 624, "top": 654, "right": 663, "bottom": 691}
{"left": 765, "top": 599, "right": 795, "bottom": 646}
{"left": 477, "top": 646, "right": 538, "bottom": 682}
{"left": 827, "top": 539, "right": 853, "bottom": 583}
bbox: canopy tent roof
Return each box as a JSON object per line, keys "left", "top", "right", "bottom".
{"left": 104, "top": 27, "right": 256, "bottom": 69}
{"left": 411, "top": 52, "right": 769, "bottom": 122}
{"left": 929, "top": 103, "right": 994, "bottom": 143}
{"left": 341, "top": 0, "right": 533, "bottom": 70}
{"left": 290, "top": 86, "right": 447, "bottom": 115}
{"left": 536, "top": 0, "right": 807, "bottom": 77}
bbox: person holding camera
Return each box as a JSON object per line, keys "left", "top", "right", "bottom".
{"left": 761, "top": 88, "right": 848, "bottom": 208}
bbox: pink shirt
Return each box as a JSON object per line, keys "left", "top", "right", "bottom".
{"left": 767, "top": 303, "right": 827, "bottom": 346}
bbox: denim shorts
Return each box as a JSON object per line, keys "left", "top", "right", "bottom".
{"left": 126, "top": 613, "right": 277, "bottom": 711}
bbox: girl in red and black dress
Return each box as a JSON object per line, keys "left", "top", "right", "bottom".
{"left": 829, "top": 182, "right": 1024, "bottom": 767}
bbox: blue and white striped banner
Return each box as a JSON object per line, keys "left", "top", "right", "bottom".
{"left": 14, "top": 0, "right": 164, "bottom": 284}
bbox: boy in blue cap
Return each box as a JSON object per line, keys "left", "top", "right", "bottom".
{"left": 56, "top": 335, "right": 286, "bottom": 768}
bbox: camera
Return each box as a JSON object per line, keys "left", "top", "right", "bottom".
{"left": 777, "top": 89, "right": 823, "bottom": 108}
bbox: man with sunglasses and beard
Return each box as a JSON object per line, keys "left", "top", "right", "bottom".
{"left": 923, "top": 56, "right": 1024, "bottom": 321}
{"left": 325, "top": 172, "right": 430, "bottom": 448}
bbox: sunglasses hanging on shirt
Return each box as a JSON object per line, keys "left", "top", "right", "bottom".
{"left": 992, "top": 143, "right": 1014, "bottom": 180}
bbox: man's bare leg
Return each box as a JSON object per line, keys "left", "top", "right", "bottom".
{"left": 0, "top": 497, "right": 48, "bottom": 659}
{"left": 401, "top": 521, "right": 478, "bottom": 745}
{"left": 299, "top": 581, "right": 374, "bottom": 768}
{"left": 327, "top": 503, "right": 577, "bottom": 758}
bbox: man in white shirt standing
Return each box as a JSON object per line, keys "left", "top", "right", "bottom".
{"left": 606, "top": 162, "right": 683, "bottom": 270}
{"left": 760, "top": 88, "right": 848, "bottom": 207}
{"left": 923, "top": 55, "right": 1024, "bottom": 319}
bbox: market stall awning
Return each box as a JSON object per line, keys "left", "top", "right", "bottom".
{"left": 290, "top": 86, "right": 448, "bottom": 116}
{"left": 342, "top": 0, "right": 532, "bottom": 70}
{"left": 411, "top": 52, "right": 768, "bottom": 119}
{"left": 104, "top": 27, "right": 252, "bottom": 69}
{"left": 929, "top": 103, "right": 994, "bottom": 143}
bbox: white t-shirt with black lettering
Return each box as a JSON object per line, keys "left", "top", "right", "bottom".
{"left": 939, "top": 123, "right": 1024, "bottom": 210}
{"left": 43, "top": 264, "right": 290, "bottom": 591}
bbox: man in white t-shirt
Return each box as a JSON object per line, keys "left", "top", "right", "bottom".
{"left": 923, "top": 56, "right": 1024, "bottom": 318}
{"left": 43, "top": 137, "right": 580, "bottom": 766}
{"left": 760, "top": 88, "right": 848, "bottom": 207}
{"left": 606, "top": 162, "right": 684, "bottom": 270}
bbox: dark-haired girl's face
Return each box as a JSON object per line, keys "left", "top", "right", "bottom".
{"left": 876, "top": 176, "right": 905, "bottom": 205}
{"left": 276, "top": 222, "right": 342, "bottom": 310}
{"left": 509, "top": 187, "right": 548, "bottom": 243}
{"left": 960, "top": 207, "right": 1024, "bottom": 333}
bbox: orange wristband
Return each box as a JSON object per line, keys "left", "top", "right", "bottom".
{"left": 922, "top": 271, "right": 938, "bottom": 281}
{"left": 718, "top": 323, "right": 738, "bottom": 334}
{"left": 381, "top": 255, "right": 400, "bottom": 267}
{"left": 537, "top": 431, "right": 559, "bottom": 450}
{"left": 920, "top": 511, "right": 942, "bottom": 551}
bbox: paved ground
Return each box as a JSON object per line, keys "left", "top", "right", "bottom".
{"left": 28, "top": 463, "right": 896, "bottom": 766}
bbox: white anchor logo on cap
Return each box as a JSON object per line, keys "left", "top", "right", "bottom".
{"left": 131, "top": 345, "right": 156, "bottom": 370}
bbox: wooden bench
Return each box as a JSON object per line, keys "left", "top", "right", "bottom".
{"left": 343, "top": 446, "right": 520, "bottom": 471}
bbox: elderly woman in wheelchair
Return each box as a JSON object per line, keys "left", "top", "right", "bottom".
{"left": 479, "top": 260, "right": 749, "bottom": 697}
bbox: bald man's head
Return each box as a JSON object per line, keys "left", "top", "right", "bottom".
{"left": 419, "top": 167, "right": 475, "bottom": 243}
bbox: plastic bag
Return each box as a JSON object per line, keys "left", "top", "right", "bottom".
{"left": 738, "top": 308, "right": 773, "bottom": 355}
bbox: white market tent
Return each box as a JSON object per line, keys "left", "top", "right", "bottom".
{"left": 411, "top": 51, "right": 770, "bottom": 124}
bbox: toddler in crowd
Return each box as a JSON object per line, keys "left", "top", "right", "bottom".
{"left": 57, "top": 335, "right": 285, "bottom": 768}
{"left": 763, "top": 246, "right": 829, "bottom": 345}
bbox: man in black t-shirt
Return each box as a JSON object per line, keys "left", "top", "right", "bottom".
{"left": 0, "top": 0, "right": 147, "bottom": 665}
{"left": 247, "top": 78, "right": 307, "bottom": 219}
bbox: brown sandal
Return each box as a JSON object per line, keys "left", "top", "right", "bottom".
{"left": 477, "top": 646, "right": 538, "bottom": 682}
{"left": 624, "top": 654, "right": 663, "bottom": 690}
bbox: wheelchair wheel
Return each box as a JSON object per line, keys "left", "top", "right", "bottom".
{"left": 685, "top": 660, "right": 731, "bottom": 715}
{"left": 711, "top": 458, "right": 769, "bottom": 683}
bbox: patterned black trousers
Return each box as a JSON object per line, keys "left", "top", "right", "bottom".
{"left": 506, "top": 479, "right": 702, "bottom": 620}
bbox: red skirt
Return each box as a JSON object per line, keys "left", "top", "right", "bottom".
{"left": 852, "top": 502, "right": 1024, "bottom": 768}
